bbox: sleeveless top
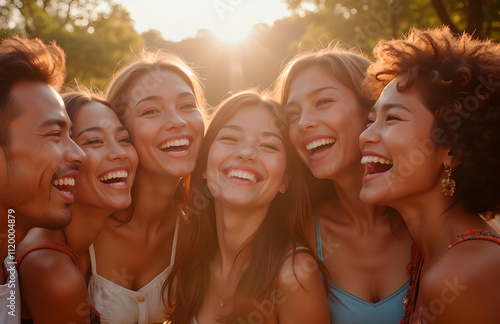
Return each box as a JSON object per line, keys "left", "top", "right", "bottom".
{"left": 400, "top": 229, "right": 500, "bottom": 324}
{"left": 16, "top": 242, "right": 100, "bottom": 324}
{"left": 315, "top": 215, "right": 409, "bottom": 324}
{"left": 88, "top": 217, "right": 179, "bottom": 324}
{"left": 1, "top": 257, "right": 20, "bottom": 324}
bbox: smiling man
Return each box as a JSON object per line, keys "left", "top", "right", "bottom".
{"left": 0, "top": 36, "right": 86, "bottom": 323}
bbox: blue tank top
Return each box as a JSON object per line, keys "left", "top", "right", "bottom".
{"left": 315, "top": 215, "right": 409, "bottom": 324}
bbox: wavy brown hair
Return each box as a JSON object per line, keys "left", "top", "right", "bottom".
{"left": 104, "top": 50, "right": 207, "bottom": 222}
{"left": 164, "top": 90, "right": 326, "bottom": 323}
{"left": 364, "top": 27, "right": 500, "bottom": 219}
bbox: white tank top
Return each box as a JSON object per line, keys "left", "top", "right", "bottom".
{"left": 88, "top": 217, "right": 179, "bottom": 324}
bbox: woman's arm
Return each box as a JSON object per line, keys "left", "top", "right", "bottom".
{"left": 276, "top": 251, "right": 330, "bottom": 324}
{"left": 18, "top": 249, "right": 92, "bottom": 324}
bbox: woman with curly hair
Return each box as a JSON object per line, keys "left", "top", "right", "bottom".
{"left": 360, "top": 27, "right": 500, "bottom": 323}
{"left": 164, "top": 90, "right": 329, "bottom": 324}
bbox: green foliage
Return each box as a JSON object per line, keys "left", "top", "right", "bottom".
{"left": 0, "top": 0, "right": 143, "bottom": 89}
{"left": 284, "top": 0, "right": 500, "bottom": 54}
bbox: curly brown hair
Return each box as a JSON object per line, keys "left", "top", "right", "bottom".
{"left": 364, "top": 27, "right": 500, "bottom": 219}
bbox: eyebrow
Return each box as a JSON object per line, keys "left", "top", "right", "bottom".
{"left": 285, "top": 86, "right": 339, "bottom": 109}
{"left": 220, "top": 125, "right": 284, "bottom": 142}
{"left": 370, "top": 103, "right": 412, "bottom": 114}
{"left": 39, "top": 118, "right": 70, "bottom": 131}
{"left": 75, "top": 125, "right": 127, "bottom": 139}
{"left": 134, "top": 92, "right": 195, "bottom": 108}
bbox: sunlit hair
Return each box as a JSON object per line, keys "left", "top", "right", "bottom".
{"left": 164, "top": 90, "right": 326, "bottom": 323}
{"left": 364, "top": 26, "right": 500, "bottom": 219}
{"left": 273, "top": 47, "right": 373, "bottom": 207}
{"left": 0, "top": 36, "right": 65, "bottom": 148}
{"left": 274, "top": 46, "right": 373, "bottom": 110}
{"left": 62, "top": 89, "right": 112, "bottom": 123}
{"left": 104, "top": 49, "right": 207, "bottom": 221}
{"left": 105, "top": 49, "right": 207, "bottom": 122}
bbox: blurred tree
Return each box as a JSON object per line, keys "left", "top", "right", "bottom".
{"left": 0, "top": 1, "right": 143, "bottom": 89}
{"left": 284, "top": 0, "right": 500, "bottom": 53}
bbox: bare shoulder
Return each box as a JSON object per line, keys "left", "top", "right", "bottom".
{"left": 18, "top": 248, "right": 86, "bottom": 296}
{"left": 419, "top": 240, "right": 500, "bottom": 323}
{"left": 278, "top": 249, "right": 321, "bottom": 290}
{"left": 18, "top": 248, "right": 91, "bottom": 323}
{"left": 275, "top": 249, "right": 329, "bottom": 324}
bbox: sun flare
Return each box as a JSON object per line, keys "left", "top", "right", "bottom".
{"left": 212, "top": 26, "right": 253, "bottom": 44}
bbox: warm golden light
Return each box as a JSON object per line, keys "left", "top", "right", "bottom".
{"left": 212, "top": 26, "right": 252, "bottom": 44}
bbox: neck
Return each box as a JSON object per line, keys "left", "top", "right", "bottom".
{"left": 214, "top": 203, "right": 268, "bottom": 277}
{"left": 125, "top": 167, "right": 180, "bottom": 226}
{"left": 394, "top": 188, "right": 484, "bottom": 261}
{"left": 329, "top": 164, "right": 380, "bottom": 231}
{"left": 62, "top": 203, "right": 114, "bottom": 255}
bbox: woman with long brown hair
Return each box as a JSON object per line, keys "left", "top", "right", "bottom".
{"left": 274, "top": 47, "right": 412, "bottom": 324}
{"left": 88, "top": 51, "right": 206, "bottom": 324}
{"left": 165, "top": 90, "right": 329, "bottom": 324}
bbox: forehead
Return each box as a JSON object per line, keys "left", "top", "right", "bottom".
{"left": 128, "top": 70, "right": 193, "bottom": 103}
{"left": 223, "top": 105, "right": 283, "bottom": 134}
{"left": 10, "top": 81, "right": 68, "bottom": 125}
{"left": 375, "top": 77, "right": 419, "bottom": 108}
{"left": 287, "top": 65, "right": 345, "bottom": 102}
{"left": 73, "top": 101, "right": 121, "bottom": 131}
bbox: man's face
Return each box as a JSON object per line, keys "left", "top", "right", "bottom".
{"left": 0, "top": 81, "right": 86, "bottom": 229}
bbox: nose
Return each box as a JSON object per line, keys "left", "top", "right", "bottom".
{"left": 65, "top": 139, "right": 86, "bottom": 165}
{"left": 359, "top": 122, "right": 380, "bottom": 149}
{"left": 297, "top": 109, "right": 318, "bottom": 132}
{"left": 107, "top": 140, "right": 128, "bottom": 161}
{"left": 164, "top": 109, "right": 187, "bottom": 130}
{"left": 236, "top": 141, "right": 256, "bottom": 161}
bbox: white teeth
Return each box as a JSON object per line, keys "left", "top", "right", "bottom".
{"left": 107, "top": 181, "right": 125, "bottom": 186}
{"left": 160, "top": 138, "right": 189, "bottom": 150}
{"left": 53, "top": 178, "right": 75, "bottom": 186}
{"left": 227, "top": 169, "right": 257, "bottom": 183}
{"left": 360, "top": 156, "right": 393, "bottom": 165}
{"left": 306, "top": 138, "right": 336, "bottom": 151}
{"left": 98, "top": 171, "right": 128, "bottom": 182}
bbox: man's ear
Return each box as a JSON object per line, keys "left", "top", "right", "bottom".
{"left": 279, "top": 174, "right": 291, "bottom": 194}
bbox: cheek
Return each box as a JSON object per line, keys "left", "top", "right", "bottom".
{"left": 187, "top": 113, "right": 205, "bottom": 137}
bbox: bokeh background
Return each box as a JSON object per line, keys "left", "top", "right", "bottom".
{"left": 1, "top": 0, "right": 499, "bottom": 107}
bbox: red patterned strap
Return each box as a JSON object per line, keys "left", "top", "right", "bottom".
{"left": 441, "top": 229, "right": 500, "bottom": 256}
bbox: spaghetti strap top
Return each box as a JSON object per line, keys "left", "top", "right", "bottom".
{"left": 315, "top": 213, "right": 409, "bottom": 324}
{"left": 88, "top": 216, "right": 180, "bottom": 324}
{"left": 16, "top": 242, "right": 100, "bottom": 324}
{"left": 402, "top": 229, "right": 500, "bottom": 324}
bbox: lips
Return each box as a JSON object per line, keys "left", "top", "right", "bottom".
{"left": 361, "top": 155, "right": 393, "bottom": 176}
{"left": 301, "top": 137, "right": 336, "bottom": 161}
{"left": 158, "top": 137, "right": 190, "bottom": 152}
{"left": 52, "top": 170, "right": 78, "bottom": 202}
{"left": 223, "top": 165, "right": 262, "bottom": 184}
{"left": 97, "top": 168, "right": 129, "bottom": 187}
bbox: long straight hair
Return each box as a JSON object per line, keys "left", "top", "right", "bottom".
{"left": 164, "top": 90, "right": 325, "bottom": 323}
{"left": 104, "top": 50, "right": 207, "bottom": 222}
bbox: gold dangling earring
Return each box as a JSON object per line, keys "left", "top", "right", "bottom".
{"left": 441, "top": 167, "right": 456, "bottom": 197}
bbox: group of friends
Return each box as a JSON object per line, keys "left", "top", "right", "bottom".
{"left": 0, "top": 26, "right": 499, "bottom": 324}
